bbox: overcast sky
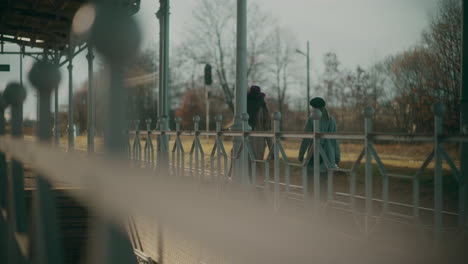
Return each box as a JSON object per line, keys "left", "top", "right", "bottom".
{"left": 0, "top": 0, "right": 440, "bottom": 119}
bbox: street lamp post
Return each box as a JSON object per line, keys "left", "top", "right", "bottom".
{"left": 296, "top": 41, "right": 311, "bottom": 117}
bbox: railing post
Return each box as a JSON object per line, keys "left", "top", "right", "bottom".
{"left": 215, "top": 115, "right": 226, "bottom": 179}
{"left": 127, "top": 120, "right": 132, "bottom": 158}
{"left": 312, "top": 109, "right": 321, "bottom": 213}
{"left": 174, "top": 117, "right": 182, "bottom": 176}
{"left": 146, "top": 118, "right": 152, "bottom": 132}
{"left": 145, "top": 118, "right": 153, "bottom": 166}
{"left": 4, "top": 83, "right": 28, "bottom": 234}
{"left": 159, "top": 116, "right": 170, "bottom": 174}
{"left": 193, "top": 115, "right": 200, "bottom": 131}
{"left": 156, "top": 0, "right": 171, "bottom": 171}
{"left": 433, "top": 102, "right": 445, "bottom": 243}
{"left": 29, "top": 60, "right": 64, "bottom": 264}
{"left": 462, "top": 124, "right": 468, "bottom": 232}
{"left": 86, "top": 43, "right": 95, "bottom": 153}
{"left": 193, "top": 116, "right": 200, "bottom": 179}
{"left": 0, "top": 93, "right": 6, "bottom": 264}
{"left": 0, "top": 95, "right": 6, "bottom": 211}
{"left": 134, "top": 120, "right": 141, "bottom": 161}
{"left": 90, "top": 3, "right": 140, "bottom": 263}
{"left": 54, "top": 50, "right": 60, "bottom": 146}
{"left": 272, "top": 112, "right": 281, "bottom": 210}
{"left": 363, "top": 106, "right": 375, "bottom": 235}
{"left": 175, "top": 117, "right": 181, "bottom": 133}
{"left": 3, "top": 83, "right": 28, "bottom": 264}
{"left": 67, "top": 44, "right": 75, "bottom": 151}
{"left": 241, "top": 113, "right": 250, "bottom": 185}
{"left": 327, "top": 168, "right": 334, "bottom": 202}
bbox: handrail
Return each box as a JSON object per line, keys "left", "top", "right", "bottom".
{"left": 126, "top": 103, "right": 467, "bottom": 245}
{"left": 129, "top": 130, "right": 468, "bottom": 142}
{"left": 0, "top": 136, "right": 371, "bottom": 263}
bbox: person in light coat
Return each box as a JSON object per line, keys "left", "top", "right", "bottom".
{"left": 298, "top": 97, "right": 340, "bottom": 200}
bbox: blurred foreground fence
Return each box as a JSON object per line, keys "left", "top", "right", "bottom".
{"left": 3, "top": 96, "right": 466, "bottom": 263}
{"left": 1, "top": 99, "right": 467, "bottom": 263}
{"left": 0, "top": 2, "right": 467, "bottom": 264}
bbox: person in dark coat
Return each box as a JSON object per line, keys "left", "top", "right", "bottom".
{"left": 228, "top": 86, "right": 272, "bottom": 180}
{"left": 247, "top": 86, "right": 272, "bottom": 160}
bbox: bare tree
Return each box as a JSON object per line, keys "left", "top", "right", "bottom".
{"left": 181, "top": 0, "right": 275, "bottom": 113}
{"left": 379, "top": 0, "right": 462, "bottom": 133}
{"left": 422, "top": 0, "right": 462, "bottom": 131}
{"left": 385, "top": 47, "right": 443, "bottom": 132}
{"left": 322, "top": 52, "right": 341, "bottom": 107}
{"left": 314, "top": 53, "right": 389, "bottom": 131}
{"left": 267, "top": 27, "right": 296, "bottom": 116}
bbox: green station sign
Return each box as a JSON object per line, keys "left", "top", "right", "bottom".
{"left": 0, "top": 64, "right": 10, "bottom": 72}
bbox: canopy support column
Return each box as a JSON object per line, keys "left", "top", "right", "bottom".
{"left": 19, "top": 46, "right": 23, "bottom": 86}
{"left": 68, "top": 45, "right": 75, "bottom": 151}
{"left": 156, "top": 0, "right": 170, "bottom": 170}
{"left": 54, "top": 49, "right": 60, "bottom": 145}
{"left": 87, "top": 44, "right": 95, "bottom": 153}
{"left": 460, "top": 0, "right": 468, "bottom": 231}
{"left": 232, "top": 0, "right": 250, "bottom": 184}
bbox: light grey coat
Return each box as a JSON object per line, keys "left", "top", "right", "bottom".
{"left": 298, "top": 112, "right": 341, "bottom": 172}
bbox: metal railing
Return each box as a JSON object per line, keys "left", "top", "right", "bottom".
{"left": 128, "top": 105, "right": 468, "bottom": 242}
{"left": 0, "top": 2, "right": 467, "bottom": 264}
{"left": 3, "top": 92, "right": 466, "bottom": 262}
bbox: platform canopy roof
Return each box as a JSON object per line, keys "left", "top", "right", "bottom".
{"left": 0, "top": 0, "right": 140, "bottom": 50}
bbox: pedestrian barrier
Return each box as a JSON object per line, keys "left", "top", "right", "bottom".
{"left": 129, "top": 102, "right": 468, "bottom": 243}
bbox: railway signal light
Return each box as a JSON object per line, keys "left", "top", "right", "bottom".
{"left": 204, "top": 64, "right": 212, "bottom": 85}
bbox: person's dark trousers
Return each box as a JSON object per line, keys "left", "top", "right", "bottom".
{"left": 307, "top": 165, "right": 328, "bottom": 202}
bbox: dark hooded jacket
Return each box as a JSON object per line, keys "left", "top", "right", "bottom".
{"left": 247, "top": 88, "right": 272, "bottom": 159}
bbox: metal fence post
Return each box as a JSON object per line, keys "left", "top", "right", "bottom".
{"left": 67, "top": 45, "right": 75, "bottom": 151}
{"left": 29, "top": 60, "right": 64, "bottom": 264}
{"left": 86, "top": 43, "right": 95, "bottom": 153}
{"left": 213, "top": 116, "right": 221, "bottom": 180}
{"left": 462, "top": 124, "right": 468, "bottom": 232}
{"left": 241, "top": 113, "right": 250, "bottom": 185}
{"left": 174, "top": 117, "right": 182, "bottom": 176}
{"left": 159, "top": 116, "right": 170, "bottom": 174}
{"left": 145, "top": 118, "right": 154, "bottom": 167}
{"left": 0, "top": 94, "right": 7, "bottom": 263}
{"left": 131, "top": 120, "right": 135, "bottom": 160}
{"left": 93, "top": 9, "right": 140, "bottom": 155}
{"left": 3, "top": 83, "right": 28, "bottom": 264}
{"left": 0, "top": 95, "right": 6, "bottom": 211}
{"left": 311, "top": 109, "right": 322, "bottom": 214}
{"left": 215, "top": 115, "right": 227, "bottom": 179}
{"left": 433, "top": 103, "right": 445, "bottom": 243}
{"left": 156, "top": 0, "right": 171, "bottom": 173}
{"left": 144, "top": 120, "right": 149, "bottom": 163}
{"left": 4, "top": 83, "right": 28, "bottom": 234}
{"left": 91, "top": 4, "right": 140, "bottom": 263}
{"left": 127, "top": 121, "right": 131, "bottom": 158}
{"left": 54, "top": 50, "right": 60, "bottom": 146}
{"left": 327, "top": 168, "right": 334, "bottom": 202}
{"left": 193, "top": 116, "right": 202, "bottom": 179}
{"left": 364, "top": 106, "right": 375, "bottom": 235}
{"left": 272, "top": 112, "right": 281, "bottom": 210}
{"left": 133, "top": 120, "right": 141, "bottom": 161}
